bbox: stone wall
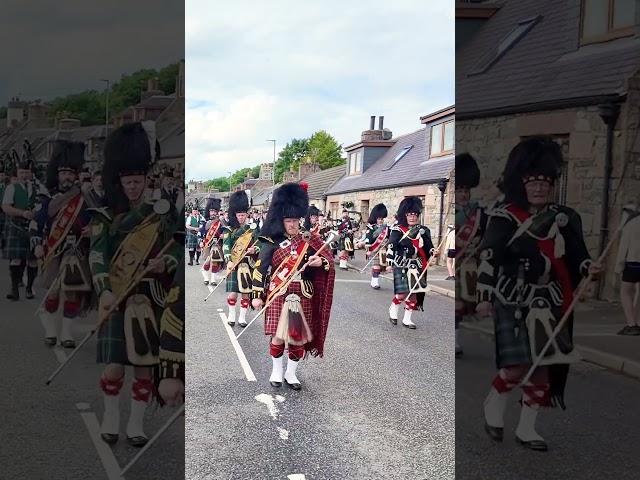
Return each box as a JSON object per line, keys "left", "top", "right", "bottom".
{"left": 457, "top": 87, "right": 640, "bottom": 299}
{"left": 326, "top": 179, "right": 454, "bottom": 264}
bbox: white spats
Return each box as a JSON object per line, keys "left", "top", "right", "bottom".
{"left": 483, "top": 387, "right": 508, "bottom": 428}
{"left": 227, "top": 303, "right": 237, "bottom": 325}
{"left": 238, "top": 306, "right": 248, "bottom": 327}
{"left": 284, "top": 358, "right": 300, "bottom": 385}
{"left": 402, "top": 308, "right": 416, "bottom": 328}
{"left": 100, "top": 393, "right": 120, "bottom": 436}
{"left": 40, "top": 311, "right": 58, "bottom": 339}
{"left": 388, "top": 302, "right": 400, "bottom": 320}
{"left": 339, "top": 258, "right": 347, "bottom": 269}
{"left": 370, "top": 276, "right": 379, "bottom": 288}
{"left": 60, "top": 316, "right": 74, "bottom": 342}
{"left": 269, "top": 355, "right": 284, "bottom": 384}
{"left": 255, "top": 393, "right": 285, "bottom": 420}
{"left": 515, "top": 404, "right": 544, "bottom": 442}
{"left": 126, "top": 398, "right": 148, "bottom": 439}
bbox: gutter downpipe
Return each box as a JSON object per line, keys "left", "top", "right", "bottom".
{"left": 597, "top": 101, "right": 620, "bottom": 299}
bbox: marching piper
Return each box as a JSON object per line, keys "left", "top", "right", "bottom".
{"left": 89, "top": 122, "right": 181, "bottom": 448}
{"left": 201, "top": 197, "right": 224, "bottom": 286}
{"left": 387, "top": 197, "right": 436, "bottom": 329}
{"left": 336, "top": 208, "right": 356, "bottom": 270}
{"left": 357, "top": 203, "right": 389, "bottom": 290}
{"left": 223, "top": 191, "right": 260, "bottom": 328}
{"left": 251, "top": 183, "right": 335, "bottom": 391}
{"left": 303, "top": 205, "right": 321, "bottom": 234}
{"left": 454, "top": 153, "right": 488, "bottom": 357}
{"left": 35, "top": 140, "right": 96, "bottom": 348}
{"left": 185, "top": 207, "right": 202, "bottom": 265}
{"left": 2, "top": 148, "right": 40, "bottom": 300}
{"left": 476, "top": 137, "right": 601, "bottom": 451}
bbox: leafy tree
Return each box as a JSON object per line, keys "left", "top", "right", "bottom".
{"left": 306, "top": 130, "right": 345, "bottom": 169}
{"left": 274, "top": 138, "right": 309, "bottom": 183}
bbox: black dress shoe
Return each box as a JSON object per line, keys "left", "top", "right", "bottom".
{"left": 44, "top": 337, "right": 57, "bottom": 346}
{"left": 516, "top": 436, "right": 548, "bottom": 451}
{"left": 25, "top": 288, "right": 34, "bottom": 299}
{"left": 6, "top": 292, "right": 19, "bottom": 301}
{"left": 188, "top": 261, "right": 193, "bottom": 266}
{"left": 127, "top": 436, "right": 149, "bottom": 448}
{"left": 204, "top": 280, "right": 209, "bottom": 285}
{"left": 484, "top": 422, "right": 504, "bottom": 442}
{"left": 227, "top": 320, "right": 235, "bottom": 326}
{"left": 402, "top": 323, "right": 417, "bottom": 330}
{"left": 285, "top": 379, "right": 302, "bottom": 391}
{"left": 270, "top": 380, "right": 282, "bottom": 387}
{"left": 372, "top": 285, "right": 380, "bottom": 290}
{"left": 61, "top": 339, "right": 76, "bottom": 349}
{"left": 389, "top": 317, "right": 397, "bottom": 326}
{"left": 101, "top": 433, "right": 119, "bottom": 445}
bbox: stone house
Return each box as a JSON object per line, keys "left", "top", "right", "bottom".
{"left": 325, "top": 110, "right": 455, "bottom": 247}
{"left": 456, "top": 0, "right": 640, "bottom": 299}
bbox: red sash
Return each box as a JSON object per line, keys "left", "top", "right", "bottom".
{"left": 267, "top": 238, "right": 309, "bottom": 302}
{"left": 400, "top": 225, "right": 428, "bottom": 272}
{"left": 44, "top": 194, "right": 84, "bottom": 263}
{"left": 507, "top": 205, "right": 574, "bottom": 312}
{"left": 368, "top": 225, "right": 388, "bottom": 255}
{"left": 203, "top": 220, "right": 221, "bottom": 248}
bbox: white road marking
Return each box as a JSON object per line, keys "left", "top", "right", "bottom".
{"left": 288, "top": 475, "right": 306, "bottom": 480}
{"left": 255, "top": 393, "right": 282, "bottom": 420}
{"left": 218, "top": 312, "right": 256, "bottom": 382}
{"left": 277, "top": 427, "right": 289, "bottom": 440}
{"left": 76, "top": 403, "right": 123, "bottom": 480}
{"left": 335, "top": 279, "right": 374, "bottom": 284}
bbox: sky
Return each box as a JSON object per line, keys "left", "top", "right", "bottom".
{"left": 0, "top": 0, "right": 184, "bottom": 103}
{"left": 186, "top": 0, "right": 454, "bottom": 181}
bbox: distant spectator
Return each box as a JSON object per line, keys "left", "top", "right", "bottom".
{"left": 445, "top": 225, "right": 455, "bottom": 280}
{"left": 615, "top": 211, "right": 640, "bottom": 335}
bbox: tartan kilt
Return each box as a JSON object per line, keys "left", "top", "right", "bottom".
{"left": 186, "top": 232, "right": 199, "bottom": 250}
{"left": 392, "top": 266, "right": 410, "bottom": 294}
{"left": 3, "top": 219, "right": 31, "bottom": 260}
{"left": 225, "top": 258, "right": 252, "bottom": 293}
{"left": 493, "top": 302, "right": 532, "bottom": 368}
{"left": 264, "top": 281, "right": 313, "bottom": 336}
{"left": 96, "top": 295, "right": 162, "bottom": 366}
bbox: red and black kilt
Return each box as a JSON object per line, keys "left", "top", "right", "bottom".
{"left": 264, "top": 281, "right": 313, "bottom": 336}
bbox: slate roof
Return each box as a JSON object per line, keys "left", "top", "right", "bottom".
{"left": 326, "top": 128, "right": 453, "bottom": 195}
{"left": 456, "top": 0, "right": 640, "bottom": 118}
{"left": 303, "top": 165, "right": 345, "bottom": 199}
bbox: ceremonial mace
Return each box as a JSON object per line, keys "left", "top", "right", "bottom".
{"left": 120, "top": 403, "right": 185, "bottom": 476}
{"left": 518, "top": 205, "right": 640, "bottom": 388}
{"left": 203, "top": 238, "right": 259, "bottom": 301}
{"left": 45, "top": 238, "right": 178, "bottom": 385}
{"left": 235, "top": 232, "right": 337, "bottom": 340}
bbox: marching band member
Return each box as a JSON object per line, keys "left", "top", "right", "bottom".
{"left": 201, "top": 197, "right": 224, "bottom": 286}
{"left": 387, "top": 197, "right": 436, "bottom": 329}
{"left": 358, "top": 203, "right": 389, "bottom": 290}
{"left": 185, "top": 207, "right": 202, "bottom": 265}
{"left": 89, "top": 122, "right": 181, "bottom": 448}
{"left": 223, "top": 191, "right": 260, "bottom": 328}
{"left": 336, "top": 208, "right": 356, "bottom": 270}
{"left": 303, "top": 205, "right": 321, "bottom": 234}
{"left": 476, "top": 137, "right": 601, "bottom": 451}
{"left": 251, "top": 183, "right": 335, "bottom": 391}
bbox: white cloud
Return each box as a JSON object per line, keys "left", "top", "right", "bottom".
{"left": 186, "top": 0, "right": 454, "bottom": 179}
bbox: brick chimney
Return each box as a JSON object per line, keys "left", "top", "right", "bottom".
{"left": 299, "top": 161, "right": 320, "bottom": 179}
{"left": 361, "top": 115, "right": 391, "bottom": 142}
{"left": 27, "top": 102, "right": 50, "bottom": 128}
{"left": 283, "top": 170, "right": 298, "bottom": 183}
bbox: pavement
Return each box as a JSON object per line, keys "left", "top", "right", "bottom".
{"left": 187, "top": 249, "right": 455, "bottom": 480}
{"left": 456, "top": 328, "right": 640, "bottom": 480}
{"left": 0, "top": 258, "right": 184, "bottom": 480}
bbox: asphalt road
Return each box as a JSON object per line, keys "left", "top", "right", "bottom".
{"left": 0, "top": 258, "right": 184, "bottom": 480}
{"left": 186, "top": 251, "right": 455, "bottom": 480}
{"left": 456, "top": 327, "right": 640, "bottom": 480}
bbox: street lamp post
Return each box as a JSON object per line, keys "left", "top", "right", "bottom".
{"left": 266, "top": 139, "right": 276, "bottom": 182}
{"left": 100, "top": 79, "right": 110, "bottom": 162}
{"left": 437, "top": 178, "right": 449, "bottom": 258}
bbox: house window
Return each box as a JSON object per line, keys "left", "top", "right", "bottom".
{"left": 430, "top": 120, "right": 455, "bottom": 156}
{"left": 330, "top": 201, "right": 339, "bottom": 221}
{"left": 383, "top": 145, "right": 413, "bottom": 171}
{"left": 348, "top": 150, "right": 363, "bottom": 175}
{"left": 360, "top": 200, "right": 370, "bottom": 221}
{"left": 581, "top": 0, "right": 635, "bottom": 44}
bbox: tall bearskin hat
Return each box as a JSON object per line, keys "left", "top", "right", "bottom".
{"left": 396, "top": 196, "right": 423, "bottom": 227}
{"left": 205, "top": 197, "right": 222, "bottom": 213}
{"left": 227, "top": 190, "right": 250, "bottom": 229}
{"left": 46, "top": 140, "right": 85, "bottom": 190}
{"left": 498, "top": 136, "right": 563, "bottom": 208}
{"left": 303, "top": 204, "right": 321, "bottom": 230}
{"left": 261, "top": 182, "right": 309, "bottom": 240}
{"left": 455, "top": 153, "right": 480, "bottom": 189}
{"left": 367, "top": 203, "right": 388, "bottom": 224}
{"left": 103, "top": 122, "right": 158, "bottom": 212}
